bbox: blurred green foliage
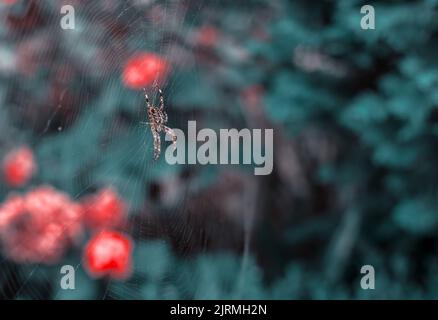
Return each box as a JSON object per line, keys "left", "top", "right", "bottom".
{"left": 1, "top": 0, "right": 438, "bottom": 299}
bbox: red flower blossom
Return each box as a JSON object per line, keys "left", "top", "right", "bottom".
{"left": 2, "top": 146, "right": 37, "bottom": 187}
{"left": 83, "top": 230, "right": 133, "bottom": 279}
{"left": 2, "top": 0, "right": 17, "bottom": 5}
{"left": 82, "top": 188, "right": 126, "bottom": 231}
{"left": 0, "top": 186, "right": 83, "bottom": 264}
{"left": 196, "top": 25, "right": 220, "bottom": 47}
{"left": 122, "top": 53, "right": 170, "bottom": 89}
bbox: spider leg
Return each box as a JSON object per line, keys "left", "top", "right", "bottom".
{"left": 143, "top": 88, "right": 151, "bottom": 109}
{"left": 163, "top": 125, "right": 177, "bottom": 146}
{"left": 151, "top": 126, "right": 161, "bottom": 160}
{"left": 158, "top": 88, "right": 164, "bottom": 110}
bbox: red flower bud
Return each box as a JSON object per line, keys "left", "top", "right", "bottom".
{"left": 122, "top": 53, "right": 170, "bottom": 89}
{"left": 84, "top": 230, "right": 133, "bottom": 280}
{"left": 82, "top": 188, "right": 126, "bottom": 231}
{"left": 196, "top": 25, "right": 220, "bottom": 47}
{"left": 2, "top": 146, "right": 37, "bottom": 187}
{"left": 2, "top": 0, "right": 17, "bottom": 5}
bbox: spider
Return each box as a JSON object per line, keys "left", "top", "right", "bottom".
{"left": 143, "top": 88, "right": 177, "bottom": 160}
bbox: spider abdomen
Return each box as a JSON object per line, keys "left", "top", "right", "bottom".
{"left": 148, "top": 108, "right": 167, "bottom": 127}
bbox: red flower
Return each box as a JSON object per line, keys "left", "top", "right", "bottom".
{"left": 83, "top": 230, "right": 133, "bottom": 279}
{"left": 82, "top": 188, "right": 126, "bottom": 231}
{"left": 196, "top": 25, "right": 220, "bottom": 47}
{"left": 0, "top": 186, "right": 83, "bottom": 264}
{"left": 2, "top": 0, "right": 17, "bottom": 5}
{"left": 122, "top": 53, "right": 170, "bottom": 89}
{"left": 2, "top": 146, "right": 37, "bottom": 187}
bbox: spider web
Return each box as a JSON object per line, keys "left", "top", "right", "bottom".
{"left": 0, "top": 0, "right": 265, "bottom": 300}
